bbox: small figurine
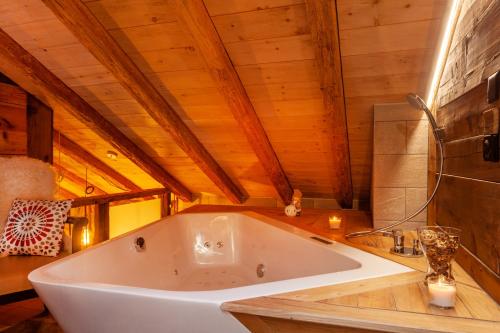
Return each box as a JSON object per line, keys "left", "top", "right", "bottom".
{"left": 292, "top": 189, "right": 302, "bottom": 216}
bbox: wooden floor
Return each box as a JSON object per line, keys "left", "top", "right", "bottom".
{"left": 0, "top": 299, "right": 62, "bottom": 333}
{"left": 0, "top": 299, "right": 42, "bottom": 330}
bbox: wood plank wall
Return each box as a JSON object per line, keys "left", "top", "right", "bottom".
{"left": 433, "top": 0, "right": 499, "bottom": 302}
{"left": 0, "top": 78, "right": 53, "bottom": 162}
{"left": 0, "top": 82, "right": 27, "bottom": 156}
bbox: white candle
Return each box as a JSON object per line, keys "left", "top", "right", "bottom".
{"left": 328, "top": 216, "right": 342, "bottom": 229}
{"left": 428, "top": 278, "right": 456, "bottom": 308}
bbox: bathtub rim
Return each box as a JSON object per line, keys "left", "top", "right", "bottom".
{"left": 28, "top": 211, "right": 413, "bottom": 304}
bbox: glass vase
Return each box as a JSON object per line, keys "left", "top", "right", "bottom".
{"left": 417, "top": 226, "right": 461, "bottom": 283}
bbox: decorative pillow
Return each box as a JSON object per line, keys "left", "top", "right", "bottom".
{"left": 0, "top": 199, "right": 72, "bottom": 256}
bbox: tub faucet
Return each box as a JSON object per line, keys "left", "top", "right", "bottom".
{"left": 381, "top": 229, "right": 423, "bottom": 258}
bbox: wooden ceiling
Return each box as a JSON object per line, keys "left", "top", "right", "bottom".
{"left": 0, "top": 0, "right": 449, "bottom": 207}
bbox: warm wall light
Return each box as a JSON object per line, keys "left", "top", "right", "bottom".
{"left": 106, "top": 150, "right": 118, "bottom": 161}
{"left": 425, "top": 0, "right": 463, "bottom": 108}
{"left": 81, "top": 226, "right": 91, "bottom": 248}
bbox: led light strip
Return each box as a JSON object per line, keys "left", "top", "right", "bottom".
{"left": 425, "top": 0, "right": 464, "bottom": 108}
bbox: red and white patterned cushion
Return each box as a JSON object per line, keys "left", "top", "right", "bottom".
{"left": 0, "top": 199, "right": 72, "bottom": 256}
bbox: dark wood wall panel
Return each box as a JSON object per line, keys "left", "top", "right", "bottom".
{"left": 433, "top": 0, "right": 500, "bottom": 303}
{"left": 0, "top": 82, "right": 27, "bottom": 156}
{"left": 27, "top": 95, "right": 53, "bottom": 163}
{"left": 436, "top": 175, "right": 499, "bottom": 275}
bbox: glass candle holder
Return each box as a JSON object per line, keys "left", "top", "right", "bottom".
{"left": 328, "top": 216, "right": 342, "bottom": 229}
{"left": 427, "top": 275, "right": 456, "bottom": 308}
{"left": 417, "top": 226, "right": 461, "bottom": 283}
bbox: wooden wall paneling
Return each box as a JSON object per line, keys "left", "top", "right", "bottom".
{"left": 340, "top": 20, "right": 443, "bottom": 57}
{"left": 437, "top": 82, "right": 498, "bottom": 142}
{"left": 53, "top": 130, "right": 141, "bottom": 192}
{"left": 203, "top": 0, "right": 304, "bottom": 16}
{"left": 224, "top": 35, "right": 315, "bottom": 66}
{"left": 211, "top": 4, "right": 309, "bottom": 43}
{"left": 0, "top": 82, "right": 27, "bottom": 156}
{"left": 172, "top": 0, "right": 294, "bottom": 205}
{"left": 438, "top": 0, "right": 500, "bottom": 107}
{"left": 455, "top": 244, "right": 500, "bottom": 305}
{"left": 0, "top": 28, "right": 192, "bottom": 201}
{"left": 27, "top": 95, "right": 53, "bottom": 163}
{"left": 432, "top": 0, "right": 500, "bottom": 302}
{"left": 42, "top": 0, "right": 246, "bottom": 204}
{"left": 84, "top": 0, "right": 176, "bottom": 30}
{"left": 338, "top": 0, "right": 447, "bottom": 203}
{"left": 304, "top": 0, "right": 353, "bottom": 207}
{"left": 0, "top": 0, "right": 452, "bottom": 204}
{"left": 337, "top": 0, "right": 448, "bottom": 31}
{"left": 435, "top": 175, "right": 499, "bottom": 299}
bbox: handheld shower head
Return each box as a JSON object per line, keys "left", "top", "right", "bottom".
{"left": 406, "top": 93, "right": 443, "bottom": 142}
{"left": 406, "top": 93, "right": 427, "bottom": 110}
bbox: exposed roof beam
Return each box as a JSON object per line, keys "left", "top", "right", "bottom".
{"left": 56, "top": 187, "right": 78, "bottom": 199}
{"left": 72, "top": 188, "right": 169, "bottom": 208}
{"left": 53, "top": 130, "right": 141, "bottom": 192}
{"left": 42, "top": 0, "right": 246, "bottom": 204}
{"left": 172, "top": 0, "right": 294, "bottom": 205}
{"left": 0, "top": 28, "right": 192, "bottom": 201}
{"left": 305, "top": 0, "right": 353, "bottom": 208}
{"left": 53, "top": 161, "right": 107, "bottom": 196}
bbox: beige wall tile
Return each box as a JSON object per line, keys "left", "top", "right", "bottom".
{"left": 374, "top": 103, "right": 427, "bottom": 121}
{"left": 373, "top": 187, "right": 405, "bottom": 221}
{"left": 373, "top": 154, "right": 427, "bottom": 188}
{"left": 407, "top": 120, "right": 429, "bottom": 154}
{"left": 406, "top": 187, "right": 427, "bottom": 222}
{"left": 374, "top": 121, "right": 406, "bottom": 154}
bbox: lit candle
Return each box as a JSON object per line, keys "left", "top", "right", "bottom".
{"left": 328, "top": 216, "right": 342, "bottom": 229}
{"left": 427, "top": 277, "right": 456, "bottom": 308}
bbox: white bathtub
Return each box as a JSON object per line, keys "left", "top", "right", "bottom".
{"left": 29, "top": 211, "right": 411, "bottom": 333}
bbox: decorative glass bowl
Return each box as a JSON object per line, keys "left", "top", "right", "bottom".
{"left": 417, "top": 226, "right": 461, "bottom": 282}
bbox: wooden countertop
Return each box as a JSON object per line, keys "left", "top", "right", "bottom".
{"left": 184, "top": 205, "right": 500, "bottom": 333}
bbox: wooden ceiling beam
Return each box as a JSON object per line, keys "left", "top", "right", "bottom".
{"left": 0, "top": 28, "right": 192, "bottom": 201}
{"left": 305, "top": 0, "right": 353, "bottom": 208}
{"left": 53, "top": 161, "right": 107, "bottom": 196}
{"left": 53, "top": 130, "right": 141, "bottom": 192}
{"left": 42, "top": 0, "right": 246, "bottom": 204}
{"left": 171, "top": 0, "right": 294, "bottom": 205}
{"left": 55, "top": 187, "right": 78, "bottom": 200}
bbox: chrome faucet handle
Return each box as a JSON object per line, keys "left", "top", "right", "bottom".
{"left": 392, "top": 229, "right": 405, "bottom": 253}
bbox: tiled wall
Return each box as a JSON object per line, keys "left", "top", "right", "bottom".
{"left": 372, "top": 103, "right": 428, "bottom": 230}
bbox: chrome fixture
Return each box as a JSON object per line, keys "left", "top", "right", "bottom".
{"left": 346, "top": 93, "right": 445, "bottom": 239}
{"left": 204, "top": 241, "right": 211, "bottom": 248}
{"left": 134, "top": 237, "right": 146, "bottom": 252}
{"left": 256, "top": 264, "right": 265, "bottom": 278}
{"left": 384, "top": 230, "right": 423, "bottom": 258}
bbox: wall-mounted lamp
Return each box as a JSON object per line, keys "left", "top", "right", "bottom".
{"left": 81, "top": 226, "right": 91, "bottom": 248}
